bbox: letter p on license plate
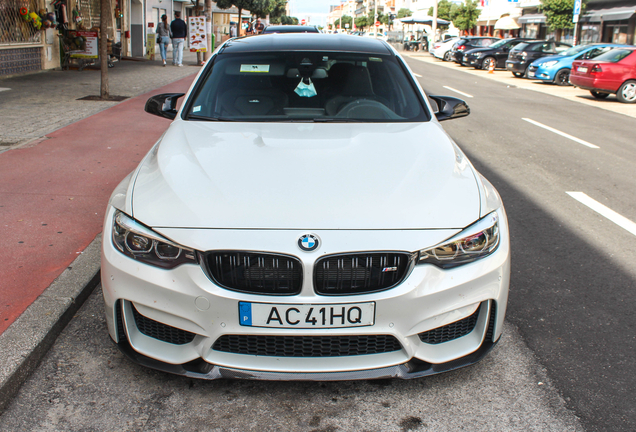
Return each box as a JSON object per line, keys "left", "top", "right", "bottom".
{"left": 239, "top": 302, "right": 375, "bottom": 329}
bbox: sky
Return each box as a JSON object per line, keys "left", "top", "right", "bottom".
{"left": 289, "top": 0, "right": 340, "bottom": 27}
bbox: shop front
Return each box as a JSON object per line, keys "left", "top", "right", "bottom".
{"left": 1, "top": 0, "right": 49, "bottom": 77}
{"left": 579, "top": 5, "right": 636, "bottom": 45}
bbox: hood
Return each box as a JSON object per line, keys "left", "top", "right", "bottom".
{"left": 131, "top": 121, "right": 480, "bottom": 230}
{"left": 532, "top": 54, "right": 564, "bottom": 66}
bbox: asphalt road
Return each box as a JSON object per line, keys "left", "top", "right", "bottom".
{"left": 1, "top": 56, "right": 634, "bottom": 432}
{"left": 404, "top": 56, "right": 636, "bottom": 431}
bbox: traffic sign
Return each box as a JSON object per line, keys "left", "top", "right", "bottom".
{"left": 375, "top": 21, "right": 380, "bottom": 27}
{"left": 301, "top": 19, "right": 306, "bottom": 25}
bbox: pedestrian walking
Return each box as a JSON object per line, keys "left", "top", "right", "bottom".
{"left": 230, "top": 22, "right": 237, "bottom": 38}
{"left": 156, "top": 14, "right": 170, "bottom": 67}
{"left": 170, "top": 11, "right": 187, "bottom": 67}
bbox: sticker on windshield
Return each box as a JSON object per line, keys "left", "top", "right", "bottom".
{"left": 369, "top": 57, "right": 383, "bottom": 62}
{"left": 193, "top": 106, "right": 201, "bottom": 113}
{"left": 240, "top": 64, "right": 270, "bottom": 73}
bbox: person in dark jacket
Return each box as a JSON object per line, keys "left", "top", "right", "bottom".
{"left": 170, "top": 11, "right": 187, "bottom": 66}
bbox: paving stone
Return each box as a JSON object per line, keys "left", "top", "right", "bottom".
{"left": 0, "top": 53, "right": 202, "bottom": 148}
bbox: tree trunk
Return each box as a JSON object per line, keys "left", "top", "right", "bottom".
{"left": 238, "top": 8, "right": 242, "bottom": 36}
{"left": 100, "top": 0, "right": 109, "bottom": 99}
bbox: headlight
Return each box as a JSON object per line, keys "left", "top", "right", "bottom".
{"left": 521, "top": 52, "right": 527, "bottom": 60}
{"left": 475, "top": 52, "right": 483, "bottom": 58}
{"left": 541, "top": 61, "right": 558, "bottom": 67}
{"left": 112, "top": 210, "right": 198, "bottom": 269}
{"left": 417, "top": 212, "right": 500, "bottom": 269}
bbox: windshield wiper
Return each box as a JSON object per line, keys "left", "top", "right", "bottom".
{"left": 312, "top": 118, "right": 359, "bottom": 122}
{"left": 187, "top": 114, "right": 237, "bottom": 122}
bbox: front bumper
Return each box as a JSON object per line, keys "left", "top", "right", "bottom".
{"left": 506, "top": 59, "right": 528, "bottom": 74}
{"left": 527, "top": 65, "right": 553, "bottom": 81}
{"left": 101, "top": 206, "right": 511, "bottom": 380}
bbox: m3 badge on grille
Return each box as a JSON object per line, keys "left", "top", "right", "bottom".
{"left": 298, "top": 234, "right": 319, "bottom": 251}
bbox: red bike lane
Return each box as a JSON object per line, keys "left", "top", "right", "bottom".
{"left": 0, "top": 75, "right": 196, "bottom": 335}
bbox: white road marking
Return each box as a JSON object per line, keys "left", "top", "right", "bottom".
{"left": 442, "top": 86, "right": 473, "bottom": 98}
{"left": 412, "top": 72, "right": 422, "bottom": 77}
{"left": 567, "top": 192, "right": 636, "bottom": 236}
{"left": 522, "top": 118, "right": 599, "bottom": 149}
{"left": 0, "top": 88, "right": 11, "bottom": 92}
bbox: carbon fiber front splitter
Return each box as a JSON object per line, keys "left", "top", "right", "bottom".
{"left": 113, "top": 337, "right": 499, "bottom": 381}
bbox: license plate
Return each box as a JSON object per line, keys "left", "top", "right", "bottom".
{"left": 578, "top": 66, "right": 588, "bottom": 73}
{"left": 239, "top": 301, "right": 375, "bottom": 329}
{"left": 528, "top": 71, "right": 535, "bottom": 77}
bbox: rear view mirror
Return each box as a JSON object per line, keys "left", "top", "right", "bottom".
{"left": 429, "top": 95, "right": 470, "bottom": 121}
{"left": 145, "top": 93, "right": 185, "bottom": 120}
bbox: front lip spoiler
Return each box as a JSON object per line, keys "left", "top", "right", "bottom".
{"left": 113, "top": 336, "right": 499, "bottom": 381}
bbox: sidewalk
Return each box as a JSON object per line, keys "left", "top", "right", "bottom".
{"left": 0, "top": 54, "right": 201, "bottom": 412}
{"left": 404, "top": 51, "right": 636, "bottom": 120}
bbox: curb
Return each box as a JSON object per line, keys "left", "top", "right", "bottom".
{"left": 0, "top": 235, "right": 102, "bottom": 414}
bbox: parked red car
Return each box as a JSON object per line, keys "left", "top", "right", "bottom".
{"left": 570, "top": 47, "right": 636, "bottom": 103}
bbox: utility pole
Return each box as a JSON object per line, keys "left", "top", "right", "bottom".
{"left": 374, "top": 0, "right": 377, "bottom": 38}
{"left": 204, "top": 0, "right": 212, "bottom": 61}
{"left": 100, "top": 0, "right": 109, "bottom": 99}
{"left": 431, "top": 0, "right": 438, "bottom": 48}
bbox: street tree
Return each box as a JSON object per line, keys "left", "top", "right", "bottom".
{"left": 450, "top": 0, "right": 480, "bottom": 32}
{"left": 540, "top": 0, "right": 584, "bottom": 38}
{"left": 216, "top": 0, "right": 273, "bottom": 33}
{"left": 428, "top": 0, "right": 453, "bottom": 21}
{"left": 397, "top": 8, "right": 412, "bottom": 18}
{"left": 355, "top": 16, "right": 369, "bottom": 30}
{"left": 334, "top": 15, "right": 353, "bottom": 29}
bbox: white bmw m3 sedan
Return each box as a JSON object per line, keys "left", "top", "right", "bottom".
{"left": 101, "top": 33, "right": 510, "bottom": 380}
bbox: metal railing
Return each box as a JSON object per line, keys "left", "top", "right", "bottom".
{"left": 0, "top": 0, "right": 42, "bottom": 46}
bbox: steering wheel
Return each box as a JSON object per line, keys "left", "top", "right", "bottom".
{"left": 335, "top": 99, "right": 400, "bottom": 120}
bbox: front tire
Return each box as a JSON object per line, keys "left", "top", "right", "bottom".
{"left": 481, "top": 57, "right": 496, "bottom": 71}
{"left": 590, "top": 91, "right": 609, "bottom": 100}
{"left": 617, "top": 80, "right": 636, "bottom": 103}
{"left": 512, "top": 71, "right": 524, "bottom": 78}
{"left": 554, "top": 68, "right": 571, "bottom": 86}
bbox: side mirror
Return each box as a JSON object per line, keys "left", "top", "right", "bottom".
{"left": 429, "top": 95, "right": 470, "bottom": 121}
{"left": 144, "top": 93, "right": 185, "bottom": 120}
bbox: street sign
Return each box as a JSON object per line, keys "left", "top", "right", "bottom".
{"left": 375, "top": 21, "right": 380, "bottom": 27}
{"left": 573, "top": 0, "right": 582, "bottom": 15}
{"left": 301, "top": 19, "right": 306, "bottom": 25}
{"left": 345, "top": 23, "right": 349, "bottom": 28}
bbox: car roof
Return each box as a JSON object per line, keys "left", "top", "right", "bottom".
{"left": 220, "top": 33, "right": 393, "bottom": 55}
{"left": 262, "top": 25, "right": 319, "bottom": 34}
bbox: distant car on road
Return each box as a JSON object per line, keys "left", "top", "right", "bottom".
{"left": 527, "top": 43, "right": 630, "bottom": 86}
{"left": 262, "top": 25, "right": 321, "bottom": 34}
{"left": 431, "top": 37, "right": 460, "bottom": 61}
{"left": 506, "top": 40, "right": 571, "bottom": 77}
{"left": 463, "top": 38, "right": 531, "bottom": 69}
{"left": 570, "top": 47, "right": 636, "bottom": 103}
{"left": 451, "top": 36, "right": 500, "bottom": 65}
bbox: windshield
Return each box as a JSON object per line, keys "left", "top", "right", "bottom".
{"left": 592, "top": 49, "right": 634, "bottom": 63}
{"left": 185, "top": 51, "right": 429, "bottom": 122}
{"left": 489, "top": 39, "right": 509, "bottom": 49}
{"left": 560, "top": 45, "right": 591, "bottom": 57}
{"left": 511, "top": 42, "right": 529, "bottom": 51}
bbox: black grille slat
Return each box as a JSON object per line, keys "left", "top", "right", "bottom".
{"left": 212, "top": 334, "right": 402, "bottom": 357}
{"left": 132, "top": 305, "right": 196, "bottom": 345}
{"left": 204, "top": 251, "right": 303, "bottom": 295}
{"left": 314, "top": 252, "right": 412, "bottom": 295}
{"left": 418, "top": 304, "right": 481, "bottom": 345}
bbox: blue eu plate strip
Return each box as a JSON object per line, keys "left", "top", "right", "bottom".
{"left": 239, "top": 302, "right": 252, "bottom": 326}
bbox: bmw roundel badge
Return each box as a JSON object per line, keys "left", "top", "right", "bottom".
{"left": 298, "top": 234, "right": 320, "bottom": 252}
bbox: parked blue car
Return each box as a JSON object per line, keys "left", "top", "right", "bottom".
{"left": 527, "top": 43, "right": 631, "bottom": 85}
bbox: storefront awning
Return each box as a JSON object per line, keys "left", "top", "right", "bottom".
{"left": 494, "top": 16, "right": 521, "bottom": 30}
{"left": 518, "top": 13, "right": 546, "bottom": 24}
{"left": 580, "top": 6, "right": 636, "bottom": 22}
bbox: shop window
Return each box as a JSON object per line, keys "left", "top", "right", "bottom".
{"left": 604, "top": 23, "right": 628, "bottom": 44}
{"left": 0, "top": 0, "right": 42, "bottom": 45}
{"left": 581, "top": 24, "right": 600, "bottom": 43}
